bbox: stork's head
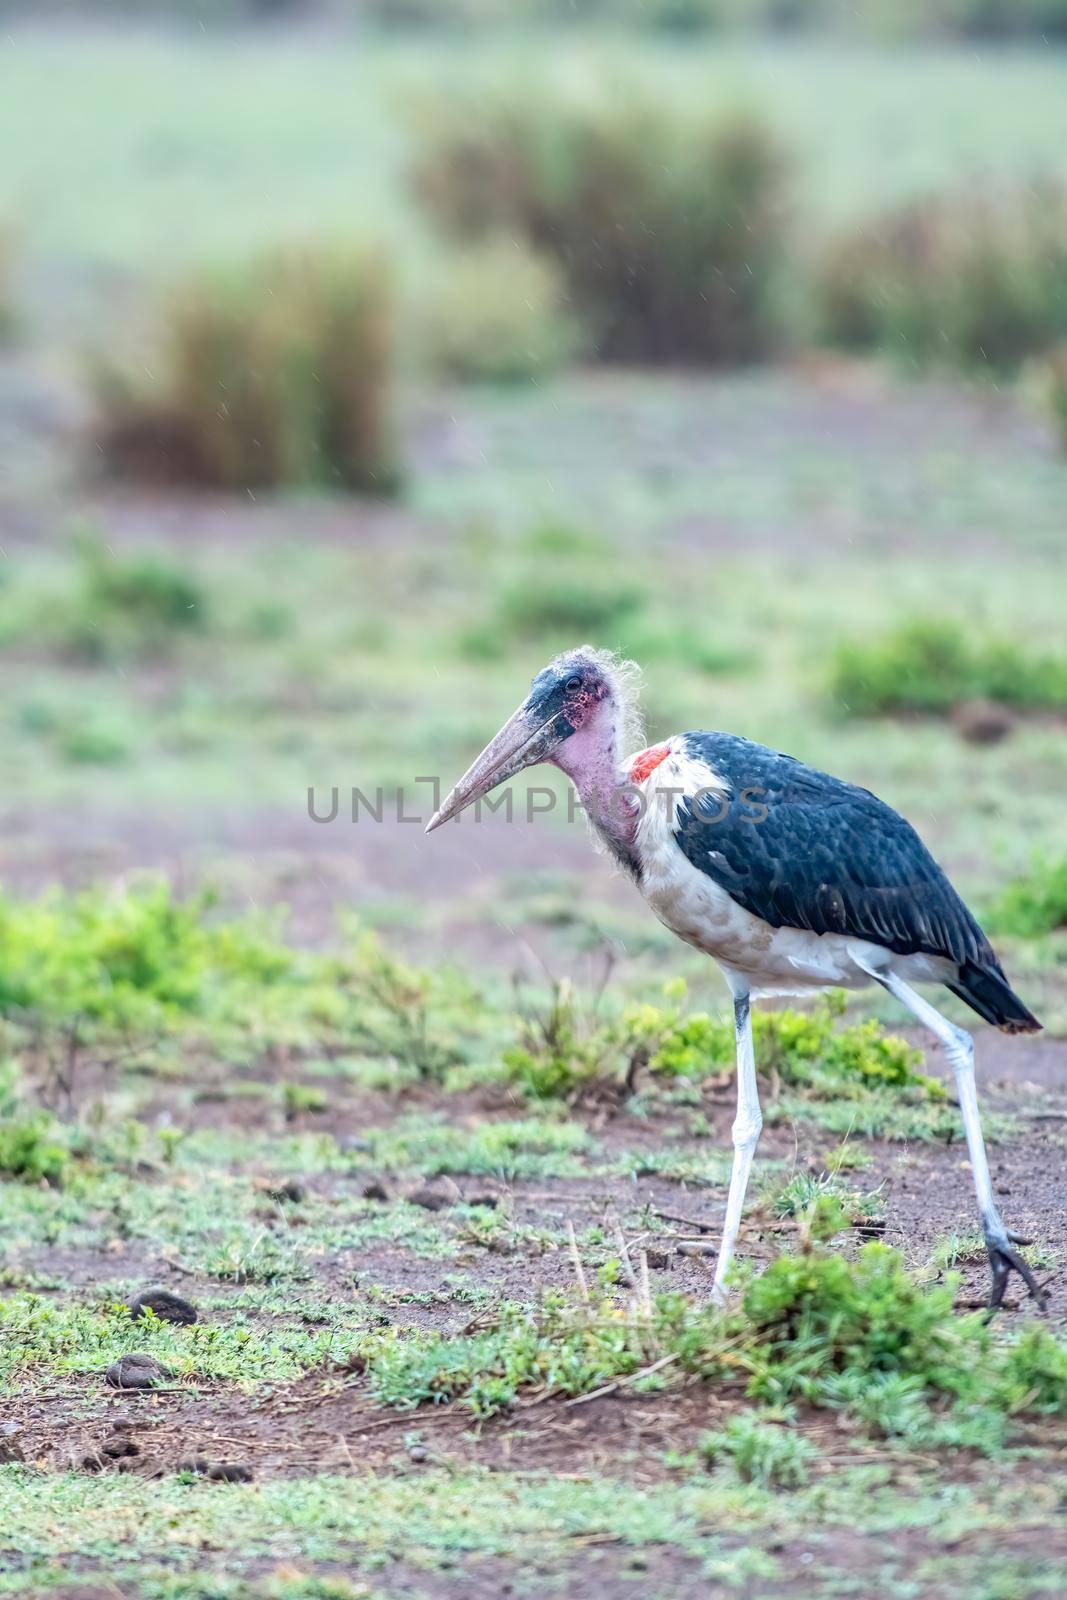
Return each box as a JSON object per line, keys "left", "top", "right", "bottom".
{"left": 425, "top": 646, "right": 638, "bottom": 832}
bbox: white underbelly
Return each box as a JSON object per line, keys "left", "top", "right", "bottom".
{"left": 641, "top": 854, "right": 952, "bottom": 997}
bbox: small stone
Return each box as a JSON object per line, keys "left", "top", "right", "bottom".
{"left": 101, "top": 1436, "right": 140, "bottom": 1459}
{"left": 255, "top": 1178, "right": 305, "bottom": 1204}
{"left": 340, "top": 1136, "right": 372, "bottom": 1154}
{"left": 206, "top": 1462, "right": 254, "bottom": 1482}
{"left": 362, "top": 1180, "right": 390, "bottom": 1202}
{"left": 177, "top": 1456, "right": 211, "bottom": 1475}
{"left": 407, "top": 1443, "right": 428, "bottom": 1463}
{"left": 126, "top": 1288, "right": 198, "bottom": 1326}
{"left": 407, "top": 1177, "right": 462, "bottom": 1212}
{"left": 677, "top": 1241, "right": 718, "bottom": 1259}
{"left": 951, "top": 698, "right": 1015, "bottom": 746}
{"left": 106, "top": 1353, "right": 172, "bottom": 1390}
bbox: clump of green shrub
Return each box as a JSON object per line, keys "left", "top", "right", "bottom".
{"left": 986, "top": 855, "right": 1067, "bottom": 938}
{"left": 0, "top": 1066, "right": 68, "bottom": 1186}
{"left": 55, "top": 532, "right": 206, "bottom": 663}
{"left": 458, "top": 527, "right": 645, "bottom": 660}
{"left": 0, "top": 882, "right": 289, "bottom": 1036}
{"left": 830, "top": 617, "right": 1067, "bottom": 718}
{"left": 818, "top": 180, "right": 1067, "bottom": 373}
{"left": 699, "top": 1411, "right": 816, "bottom": 1488}
{"left": 365, "top": 1238, "right": 1067, "bottom": 1438}
{"left": 0, "top": 1060, "right": 69, "bottom": 1182}
{"left": 419, "top": 234, "right": 581, "bottom": 384}
{"left": 766, "top": 1168, "right": 883, "bottom": 1228}
{"left": 412, "top": 87, "right": 792, "bottom": 365}
{"left": 95, "top": 242, "right": 399, "bottom": 493}
{"left": 0, "top": 883, "right": 474, "bottom": 1075}
{"left": 504, "top": 981, "right": 937, "bottom": 1102}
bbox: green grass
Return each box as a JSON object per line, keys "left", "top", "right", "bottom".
{"left": 2, "top": 372, "right": 1065, "bottom": 932}
{"left": 5, "top": 32, "right": 1067, "bottom": 296}
{"left": 361, "top": 1237, "right": 1067, "bottom": 1424}
{"left": 987, "top": 855, "right": 1067, "bottom": 937}
{"left": 830, "top": 617, "right": 1067, "bottom": 717}
{"left": 3, "top": 1458, "right": 1067, "bottom": 1598}
{"left": 699, "top": 1411, "right": 817, "bottom": 1489}
{"left": 0, "top": 1292, "right": 366, "bottom": 1389}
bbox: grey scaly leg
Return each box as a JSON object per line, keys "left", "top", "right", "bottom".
{"left": 856, "top": 960, "right": 1044, "bottom": 1311}
{"left": 712, "top": 992, "right": 762, "bottom": 1303}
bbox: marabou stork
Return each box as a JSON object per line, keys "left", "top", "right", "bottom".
{"left": 426, "top": 646, "right": 1044, "bottom": 1310}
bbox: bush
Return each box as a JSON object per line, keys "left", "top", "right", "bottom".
{"left": 419, "top": 235, "right": 581, "bottom": 384}
{"left": 699, "top": 1412, "right": 816, "bottom": 1488}
{"left": 55, "top": 532, "right": 206, "bottom": 663}
{"left": 0, "top": 882, "right": 477, "bottom": 1077}
{"left": 364, "top": 1240, "right": 1067, "bottom": 1433}
{"left": 741, "top": 1243, "right": 985, "bottom": 1403}
{"left": 503, "top": 983, "right": 935, "bottom": 1102}
{"left": 412, "top": 88, "right": 792, "bottom": 365}
{"left": 829, "top": 617, "right": 1067, "bottom": 718}
{"left": 986, "top": 855, "right": 1067, "bottom": 938}
{"left": 0, "top": 1064, "right": 68, "bottom": 1186}
{"left": 95, "top": 243, "right": 400, "bottom": 493}
{"left": 818, "top": 180, "right": 1067, "bottom": 373}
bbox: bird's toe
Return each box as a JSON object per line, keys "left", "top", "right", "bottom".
{"left": 985, "top": 1234, "right": 1047, "bottom": 1314}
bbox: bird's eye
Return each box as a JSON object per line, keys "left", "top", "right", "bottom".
{"left": 564, "top": 675, "right": 582, "bottom": 693}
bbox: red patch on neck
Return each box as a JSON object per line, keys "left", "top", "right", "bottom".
{"left": 629, "top": 743, "right": 671, "bottom": 783}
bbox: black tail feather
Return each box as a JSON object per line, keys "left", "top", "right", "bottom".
{"left": 948, "top": 961, "right": 1042, "bottom": 1034}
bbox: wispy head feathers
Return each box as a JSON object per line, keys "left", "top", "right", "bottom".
{"left": 549, "top": 644, "right": 645, "bottom": 755}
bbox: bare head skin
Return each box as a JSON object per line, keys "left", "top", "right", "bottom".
{"left": 425, "top": 646, "right": 643, "bottom": 863}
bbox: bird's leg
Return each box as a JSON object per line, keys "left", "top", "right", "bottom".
{"left": 711, "top": 992, "right": 762, "bottom": 1304}
{"left": 859, "top": 963, "right": 1045, "bottom": 1312}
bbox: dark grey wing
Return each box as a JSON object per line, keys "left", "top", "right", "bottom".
{"left": 673, "top": 732, "right": 994, "bottom": 969}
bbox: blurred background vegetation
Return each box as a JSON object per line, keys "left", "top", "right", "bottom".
{"left": 2, "top": 19, "right": 1067, "bottom": 1588}
{"left": 0, "top": 0, "right": 1065, "bottom": 1010}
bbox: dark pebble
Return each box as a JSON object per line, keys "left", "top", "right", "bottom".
{"left": 206, "top": 1462, "right": 254, "bottom": 1482}
{"left": 362, "top": 1180, "right": 390, "bottom": 1202}
{"left": 0, "top": 1423, "right": 23, "bottom": 1464}
{"left": 101, "top": 1436, "right": 140, "bottom": 1459}
{"left": 126, "top": 1288, "right": 198, "bottom": 1326}
{"left": 407, "top": 1177, "right": 461, "bottom": 1212}
{"left": 257, "top": 1179, "right": 305, "bottom": 1204}
{"left": 106, "top": 1353, "right": 172, "bottom": 1390}
{"left": 677, "top": 1241, "right": 718, "bottom": 1259}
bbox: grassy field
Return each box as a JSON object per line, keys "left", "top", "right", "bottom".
{"left": 3, "top": 29, "right": 1067, "bottom": 288}
{"left": 1, "top": 20, "right": 1066, "bottom": 1600}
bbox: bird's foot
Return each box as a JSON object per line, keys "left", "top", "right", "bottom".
{"left": 985, "top": 1228, "right": 1047, "bottom": 1315}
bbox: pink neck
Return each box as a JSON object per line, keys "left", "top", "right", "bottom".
{"left": 552, "top": 699, "right": 638, "bottom": 865}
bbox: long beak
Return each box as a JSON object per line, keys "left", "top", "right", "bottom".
{"left": 425, "top": 701, "right": 564, "bottom": 833}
